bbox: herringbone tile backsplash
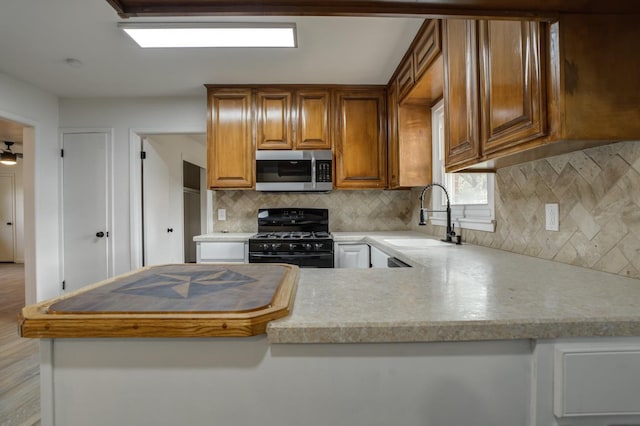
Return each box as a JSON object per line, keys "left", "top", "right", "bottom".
{"left": 212, "top": 140, "right": 640, "bottom": 279}
{"left": 212, "top": 189, "right": 415, "bottom": 233}
{"left": 412, "top": 140, "right": 640, "bottom": 279}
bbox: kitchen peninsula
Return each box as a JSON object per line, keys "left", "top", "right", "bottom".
{"left": 22, "top": 233, "right": 640, "bottom": 426}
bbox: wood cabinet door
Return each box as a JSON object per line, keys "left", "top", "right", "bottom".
{"left": 295, "top": 89, "right": 332, "bottom": 150}
{"left": 413, "top": 19, "right": 442, "bottom": 81}
{"left": 207, "top": 89, "right": 254, "bottom": 189}
{"left": 443, "top": 19, "right": 481, "bottom": 170}
{"left": 334, "top": 89, "right": 387, "bottom": 189}
{"left": 256, "top": 90, "right": 293, "bottom": 149}
{"left": 479, "top": 20, "right": 546, "bottom": 155}
{"left": 396, "top": 57, "right": 415, "bottom": 103}
{"left": 387, "top": 82, "right": 400, "bottom": 189}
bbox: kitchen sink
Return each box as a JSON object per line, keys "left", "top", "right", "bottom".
{"left": 382, "top": 238, "right": 452, "bottom": 248}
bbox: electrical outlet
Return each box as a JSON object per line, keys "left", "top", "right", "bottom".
{"left": 545, "top": 203, "right": 559, "bottom": 231}
{"left": 217, "top": 209, "right": 226, "bottom": 221}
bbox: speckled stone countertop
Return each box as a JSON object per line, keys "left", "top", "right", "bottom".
{"left": 267, "top": 232, "right": 640, "bottom": 343}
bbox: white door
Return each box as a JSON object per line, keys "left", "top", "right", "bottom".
{"left": 142, "top": 137, "right": 183, "bottom": 266}
{"left": 62, "top": 132, "right": 110, "bottom": 292}
{"left": 0, "top": 175, "right": 15, "bottom": 262}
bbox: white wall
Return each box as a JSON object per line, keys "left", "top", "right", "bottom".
{"left": 59, "top": 97, "right": 206, "bottom": 275}
{"left": 0, "top": 72, "right": 60, "bottom": 303}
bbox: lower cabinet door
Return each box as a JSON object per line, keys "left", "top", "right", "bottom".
{"left": 370, "top": 246, "right": 390, "bottom": 268}
{"left": 335, "top": 243, "right": 370, "bottom": 268}
{"left": 197, "top": 242, "right": 247, "bottom": 263}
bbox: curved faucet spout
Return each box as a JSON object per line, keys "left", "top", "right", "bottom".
{"left": 418, "top": 183, "right": 459, "bottom": 244}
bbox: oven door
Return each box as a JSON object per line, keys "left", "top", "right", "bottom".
{"left": 249, "top": 253, "right": 334, "bottom": 268}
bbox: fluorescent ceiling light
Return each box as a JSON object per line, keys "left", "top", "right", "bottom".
{"left": 119, "top": 23, "right": 297, "bottom": 48}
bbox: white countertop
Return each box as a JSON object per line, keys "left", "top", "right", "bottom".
{"left": 193, "top": 232, "right": 254, "bottom": 242}
{"left": 267, "top": 231, "right": 640, "bottom": 343}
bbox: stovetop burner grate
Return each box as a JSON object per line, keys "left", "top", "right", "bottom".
{"left": 252, "top": 231, "right": 331, "bottom": 240}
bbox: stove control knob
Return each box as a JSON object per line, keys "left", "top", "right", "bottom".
{"left": 304, "top": 243, "right": 312, "bottom": 250}
{"left": 289, "top": 243, "right": 296, "bottom": 251}
{"left": 314, "top": 243, "right": 324, "bottom": 250}
{"left": 271, "top": 243, "right": 280, "bottom": 251}
{"left": 261, "top": 243, "right": 270, "bottom": 251}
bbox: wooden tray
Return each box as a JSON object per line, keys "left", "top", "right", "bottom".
{"left": 19, "top": 263, "right": 298, "bottom": 338}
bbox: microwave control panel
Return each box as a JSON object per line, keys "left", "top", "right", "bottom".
{"left": 316, "top": 160, "right": 332, "bottom": 183}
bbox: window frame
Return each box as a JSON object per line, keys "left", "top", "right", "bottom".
{"left": 429, "top": 100, "right": 496, "bottom": 232}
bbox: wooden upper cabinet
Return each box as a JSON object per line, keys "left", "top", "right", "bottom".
{"left": 207, "top": 88, "right": 254, "bottom": 189}
{"left": 388, "top": 82, "right": 433, "bottom": 189}
{"left": 442, "top": 15, "right": 640, "bottom": 172}
{"left": 334, "top": 89, "right": 387, "bottom": 189}
{"left": 396, "top": 57, "right": 415, "bottom": 102}
{"left": 388, "top": 19, "right": 441, "bottom": 189}
{"left": 442, "top": 19, "right": 481, "bottom": 170}
{"left": 550, "top": 14, "right": 640, "bottom": 141}
{"left": 295, "top": 89, "right": 332, "bottom": 150}
{"left": 256, "top": 90, "right": 293, "bottom": 149}
{"left": 413, "top": 19, "right": 442, "bottom": 81}
{"left": 396, "top": 19, "right": 442, "bottom": 104}
{"left": 478, "top": 20, "right": 546, "bottom": 155}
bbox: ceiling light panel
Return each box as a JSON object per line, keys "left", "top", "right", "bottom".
{"left": 119, "top": 23, "right": 297, "bottom": 48}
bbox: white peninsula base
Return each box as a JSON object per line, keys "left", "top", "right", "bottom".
{"left": 39, "top": 336, "right": 640, "bottom": 426}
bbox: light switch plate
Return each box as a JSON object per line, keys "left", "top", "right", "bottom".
{"left": 217, "top": 208, "right": 226, "bottom": 221}
{"left": 545, "top": 203, "right": 559, "bottom": 231}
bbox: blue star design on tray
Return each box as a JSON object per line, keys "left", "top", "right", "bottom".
{"left": 112, "top": 269, "right": 258, "bottom": 299}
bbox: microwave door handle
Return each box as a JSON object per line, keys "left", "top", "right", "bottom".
{"left": 311, "top": 156, "right": 316, "bottom": 189}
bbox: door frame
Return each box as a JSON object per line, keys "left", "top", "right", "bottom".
{"left": 128, "top": 128, "right": 210, "bottom": 270}
{"left": 0, "top": 109, "right": 37, "bottom": 305}
{"left": 58, "top": 128, "right": 115, "bottom": 288}
{"left": 0, "top": 173, "right": 16, "bottom": 262}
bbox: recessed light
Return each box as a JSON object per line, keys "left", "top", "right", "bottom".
{"left": 118, "top": 22, "right": 297, "bottom": 48}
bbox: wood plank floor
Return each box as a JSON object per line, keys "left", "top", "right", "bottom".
{"left": 0, "top": 263, "right": 40, "bottom": 426}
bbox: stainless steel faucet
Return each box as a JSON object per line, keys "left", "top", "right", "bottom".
{"left": 419, "top": 183, "right": 461, "bottom": 244}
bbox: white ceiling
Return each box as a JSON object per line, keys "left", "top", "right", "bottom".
{"left": 0, "top": 0, "right": 424, "bottom": 98}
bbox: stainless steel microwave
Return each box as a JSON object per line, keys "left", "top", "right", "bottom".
{"left": 255, "top": 150, "right": 332, "bottom": 192}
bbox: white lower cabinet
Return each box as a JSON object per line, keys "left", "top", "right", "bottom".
{"left": 335, "top": 243, "right": 370, "bottom": 268}
{"left": 370, "top": 245, "right": 390, "bottom": 268}
{"left": 533, "top": 337, "right": 640, "bottom": 426}
{"left": 196, "top": 241, "right": 247, "bottom": 263}
{"left": 555, "top": 343, "right": 640, "bottom": 418}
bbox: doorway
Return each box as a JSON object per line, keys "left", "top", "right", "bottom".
{"left": 140, "top": 134, "right": 206, "bottom": 266}
{"left": 0, "top": 119, "right": 26, "bottom": 265}
{"left": 0, "top": 175, "right": 15, "bottom": 262}
{"left": 183, "top": 161, "right": 205, "bottom": 263}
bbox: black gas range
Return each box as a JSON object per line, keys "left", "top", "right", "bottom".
{"left": 248, "top": 208, "right": 334, "bottom": 268}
